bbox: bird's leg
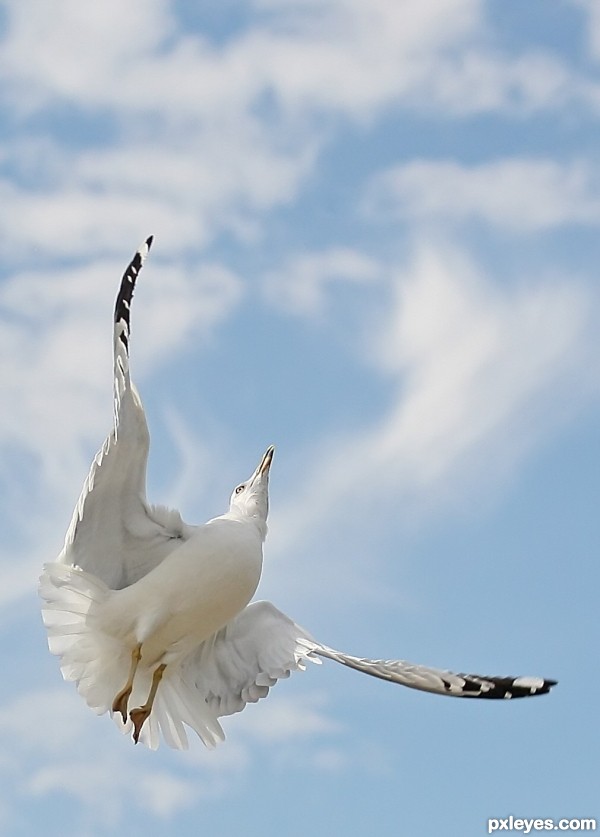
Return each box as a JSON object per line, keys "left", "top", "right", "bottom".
{"left": 130, "top": 663, "right": 167, "bottom": 744}
{"left": 112, "top": 643, "right": 142, "bottom": 722}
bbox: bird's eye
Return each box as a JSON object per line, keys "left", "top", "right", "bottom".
{"left": 234, "top": 484, "right": 245, "bottom": 495}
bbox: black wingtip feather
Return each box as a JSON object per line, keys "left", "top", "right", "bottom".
{"left": 114, "top": 238, "right": 153, "bottom": 349}
{"left": 466, "top": 675, "right": 558, "bottom": 700}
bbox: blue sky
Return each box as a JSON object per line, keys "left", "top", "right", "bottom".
{"left": 0, "top": 0, "right": 599, "bottom": 835}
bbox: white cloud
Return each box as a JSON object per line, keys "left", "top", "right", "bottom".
{"left": 1, "top": 0, "right": 597, "bottom": 272}
{"left": 0, "top": 0, "right": 476, "bottom": 269}
{"left": 7, "top": 0, "right": 585, "bottom": 145}
{"left": 0, "top": 0, "right": 172, "bottom": 111}
{"left": 0, "top": 683, "right": 344, "bottom": 826}
{"left": 0, "top": 687, "right": 197, "bottom": 824}
{"left": 417, "top": 48, "right": 593, "bottom": 115}
{"left": 27, "top": 761, "right": 196, "bottom": 821}
{"left": 263, "top": 247, "right": 381, "bottom": 317}
{"left": 369, "top": 246, "right": 594, "bottom": 482}
{"left": 0, "top": 562, "right": 41, "bottom": 614}
{"left": 268, "top": 242, "right": 598, "bottom": 574}
{"left": 366, "top": 158, "right": 600, "bottom": 231}
{"left": 0, "top": 176, "right": 201, "bottom": 263}
{"left": 572, "top": 0, "right": 600, "bottom": 60}
{"left": 233, "top": 0, "right": 482, "bottom": 115}
{"left": 0, "top": 2, "right": 595, "bottom": 175}
{"left": 235, "top": 691, "right": 341, "bottom": 742}
{"left": 0, "top": 129, "right": 318, "bottom": 263}
{"left": 0, "top": 0, "right": 481, "bottom": 117}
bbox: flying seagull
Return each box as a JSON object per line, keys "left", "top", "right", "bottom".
{"left": 39, "top": 239, "right": 556, "bottom": 750}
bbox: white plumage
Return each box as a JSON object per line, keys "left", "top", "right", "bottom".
{"left": 39, "top": 238, "right": 556, "bottom": 750}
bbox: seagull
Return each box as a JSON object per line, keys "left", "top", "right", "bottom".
{"left": 39, "top": 238, "right": 557, "bottom": 750}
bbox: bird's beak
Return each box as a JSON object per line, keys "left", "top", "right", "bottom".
{"left": 249, "top": 445, "right": 275, "bottom": 484}
{"left": 258, "top": 445, "right": 275, "bottom": 476}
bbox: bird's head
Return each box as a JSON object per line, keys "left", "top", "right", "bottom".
{"left": 227, "top": 445, "right": 274, "bottom": 536}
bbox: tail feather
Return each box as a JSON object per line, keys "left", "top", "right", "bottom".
{"left": 159, "top": 675, "right": 225, "bottom": 749}
{"left": 39, "top": 561, "right": 225, "bottom": 749}
{"left": 153, "top": 692, "right": 189, "bottom": 750}
{"left": 40, "top": 563, "right": 129, "bottom": 715}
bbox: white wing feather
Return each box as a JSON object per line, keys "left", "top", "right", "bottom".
{"left": 180, "top": 602, "right": 321, "bottom": 718}
{"left": 57, "top": 238, "right": 191, "bottom": 589}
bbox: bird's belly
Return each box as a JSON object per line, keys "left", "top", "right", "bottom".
{"left": 101, "top": 525, "right": 263, "bottom": 665}
{"left": 143, "top": 565, "right": 259, "bottom": 664}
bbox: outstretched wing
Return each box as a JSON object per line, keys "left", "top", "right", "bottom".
{"left": 180, "top": 601, "right": 321, "bottom": 718}
{"left": 302, "top": 641, "right": 557, "bottom": 699}
{"left": 57, "top": 238, "right": 189, "bottom": 590}
{"left": 180, "top": 601, "right": 555, "bottom": 731}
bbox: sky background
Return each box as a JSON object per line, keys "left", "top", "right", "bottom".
{"left": 0, "top": 1, "right": 599, "bottom": 835}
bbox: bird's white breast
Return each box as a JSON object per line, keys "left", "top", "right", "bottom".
{"left": 98, "top": 517, "right": 264, "bottom": 665}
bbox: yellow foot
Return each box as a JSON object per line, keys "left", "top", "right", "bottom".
{"left": 129, "top": 662, "right": 167, "bottom": 744}
{"left": 111, "top": 643, "right": 142, "bottom": 723}
{"left": 112, "top": 687, "right": 132, "bottom": 723}
{"left": 130, "top": 706, "right": 151, "bottom": 744}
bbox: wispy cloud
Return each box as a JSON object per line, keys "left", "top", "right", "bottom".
{"left": 0, "top": 688, "right": 197, "bottom": 826}
{"left": 263, "top": 247, "right": 381, "bottom": 317}
{"left": 365, "top": 158, "right": 600, "bottom": 231}
{"left": 1, "top": 0, "right": 482, "bottom": 117}
{"left": 1, "top": 0, "right": 596, "bottom": 271}
{"left": 574, "top": 0, "right": 600, "bottom": 60}
{"left": 268, "top": 241, "right": 598, "bottom": 583}
{"left": 416, "top": 48, "right": 600, "bottom": 115}
{"left": 0, "top": 684, "right": 343, "bottom": 827}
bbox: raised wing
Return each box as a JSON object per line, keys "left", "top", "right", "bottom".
{"left": 180, "top": 601, "right": 322, "bottom": 718}
{"left": 303, "top": 641, "right": 557, "bottom": 699}
{"left": 57, "top": 238, "right": 190, "bottom": 590}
